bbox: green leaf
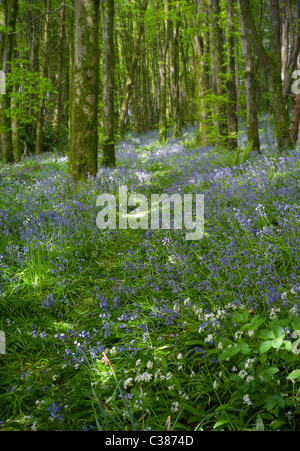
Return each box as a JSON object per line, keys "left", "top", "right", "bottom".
{"left": 260, "top": 367, "right": 279, "bottom": 382}
{"left": 260, "top": 340, "right": 273, "bottom": 354}
{"left": 259, "top": 329, "right": 275, "bottom": 340}
{"left": 270, "top": 324, "right": 285, "bottom": 338}
{"left": 265, "top": 396, "right": 277, "bottom": 411}
{"left": 255, "top": 415, "right": 264, "bottom": 431}
{"left": 218, "top": 346, "right": 240, "bottom": 362}
{"left": 271, "top": 336, "right": 284, "bottom": 349}
{"left": 213, "top": 419, "right": 230, "bottom": 429}
{"left": 286, "top": 370, "right": 300, "bottom": 380}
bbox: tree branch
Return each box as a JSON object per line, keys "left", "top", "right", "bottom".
{"left": 0, "top": 4, "right": 74, "bottom": 36}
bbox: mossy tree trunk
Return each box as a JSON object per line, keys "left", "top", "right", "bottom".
{"left": 192, "top": 0, "right": 212, "bottom": 147}
{"left": 53, "top": 0, "right": 65, "bottom": 130}
{"left": 170, "top": 0, "right": 181, "bottom": 139}
{"left": 35, "top": 0, "right": 49, "bottom": 156}
{"left": 69, "top": 0, "right": 99, "bottom": 181}
{"left": 209, "top": 0, "right": 228, "bottom": 146}
{"left": 238, "top": 0, "right": 293, "bottom": 151}
{"left": 226, "top": 0, "right": 238, "bottom": 152}
{"left": 156, "top": 0, "right": 170, "bottom": 144}
{"left": 102, "top": 0, "right": 115, "bottom": 167}
{"left": 0, "top": 0, "right": 18, "bottom": 163}
{"left": 238, "top": 2, "right": 260, "bottom": 151}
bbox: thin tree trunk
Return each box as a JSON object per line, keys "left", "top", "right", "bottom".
{"left": 209, "top": 0, "right": 228, "bottom": 145}
{"left": 102, "top": 0, "right": 115, "bottom": 167}
{"left": 170, "top": 1, "right": 181, "bottom": 138}
{"left": 156, "top": 0, "right": 170, "bottom": 143}
{"left": 118, "top": 0, "right": 148, "bottom": 138}
{"left": 238, "top": 2, "right": 260, "bottom": 151}
{"left": 227, "top": 0, "right": 238, "bottom": 151}
{"left": 35, "top": 0, "right": 49, "bottom": 155}
{"left": 53, "top": 0, "right": 65, "bottom": 130}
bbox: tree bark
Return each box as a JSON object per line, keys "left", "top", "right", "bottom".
{"left": 238, "top": 0, "right": 293, "bottom": 151}
{"left": 118, "top": 0, "right": 148, "bottom": 138}
{"left": 35, "top": 0, "right": 49, "bottom": 155}
{"left": 102, "top": 0, "right": 115, "bottom": 167}
{"left": 170, "top": 1, "right": 181, "bottom": 138}
{"left": 238, "top": 2, "right": 260, "bottom": 151}
{"left": 69, "top": 0, "right": 100, "bottom": 181}
{"left": 156, "top": 0, "right": 171, "bottom": 144}
{"left": 0, "top": 0, "right": 18, "bottom": 163}
{"left": 53, "top": 0, "right": 65, "bottom": 130}
{"left": 209, "top": 0, "right": 228, "bottom": 145}
{"left": 227, "top": 0, "right": 238, "bottom": 151}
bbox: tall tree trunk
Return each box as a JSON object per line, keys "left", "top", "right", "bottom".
{"left": 209, "top": 0, "right": 228, "bottom": 145}
{"left": 118, "top": 0, "right": 148, "bottom": 138}
{"left": 192, "top": 0, "right": 212, "bottom": 146}
{"left": 238, "top": 0, "right": 292, "bottom": 151}
{"left": 68, "top": 2, "right": 75, "bottom": 171}
{"left": 238, "top": 2, "right": 260, "bottom": 151}
{"left": 69, "top": 0, "right": 100, "bottom": 181}
{"left": 102, "top": 0, "right": 115, "bottom": 167}
{"left": 35, "top": 0, "right": 49, "bottom": 155}
{"left": 156, "top": 0, "right": 170, "bottom": 144}
{"left": 170, "top": 1, "right": 181, "bottom": 138}
{"left": 0, "top": 0, "right": 18, "bottom": 163}
{"left": 53, "top": 0, "right": 65, "bottom": 130}
{"left": 227, "top": 0, "right": 238, "bottom": 151}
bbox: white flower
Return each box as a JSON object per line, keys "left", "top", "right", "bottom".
{"left": 146, "top": 360, "right": 153, "bottom": 369}
{"left": 124, "top": 377, "right": 133, "bottom": 389}
{"left": 246, "top": 375, "right": 255, "bottom": 383}
{"left": 243, "top": 394, "right": 252, "bottom": 406}
{"left": 238, "top": 369, "right": 247, "bottom": 379}
{"left": 213, "top": 380, "right": 218, "bottom": 390}
{"left": 244, "top": 358, "right": 255, "bottom": 369}
{"left": 171, "top": 401, "right": 180, "bottom": 412}
{"left": 177, "top": 353, "right": 183, "bottom": 360}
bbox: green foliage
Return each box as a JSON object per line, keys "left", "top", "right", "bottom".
{"left": 212, "top": 141, "right": 254, "bottom": 168}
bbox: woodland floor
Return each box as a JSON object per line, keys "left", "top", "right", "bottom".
{"left": 1, "top": 118, "right": 300, "bottom": 431}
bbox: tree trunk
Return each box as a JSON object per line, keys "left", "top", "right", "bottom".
{"left": 0, "top": 0, "right": 18, "bottom": 163}
{"left": 209, "top": 0, "right": 228, "bottom": 145}
{"left": 102, "top": 0, "right": 115, "bottom": 167}
{"left": 156, "top": 0, "right": 170, "bottom": 144}
{"left": 170, "top": 1, "right": 181, "bottom": 138}
{"left": 69, "top": 0, "right": 100, "bottom": 181}
{"left": 53, "top": 0, "right": 65, "bottom": 130}
{"left": 35, "top": 0, "right": 49, "bottom": 155}
{"left": 227, "top": 0, "right": 238, "bottom": 151}
{"left": 238, "top": 2, "right": 260, "bottom": 151}
{"left": 238, "top": 0, "right": 293, "bottom": 151}
{"left": 118, "top": 0, "right": 148, "bottom": 138}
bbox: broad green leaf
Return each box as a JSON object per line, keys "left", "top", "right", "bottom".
{"left": 270, "top": 324, "right": 285, "bottom": 338}
{"left": 260, "top": 340, "right": 273, "bottom": 354}
{"left": 259, "top": 329, "right": 275, "bottom": 340}
{"left": 287, "top": 370, "right": 300, "bottom": 380}
{"left": 271, "top": 336, "right": 284, "bottom": 349}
